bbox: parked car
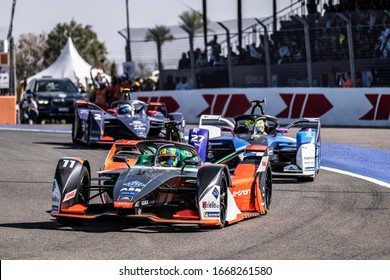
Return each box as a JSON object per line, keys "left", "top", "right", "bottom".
{"left": 21, "top": 77, "right": 85, "bottom": 123}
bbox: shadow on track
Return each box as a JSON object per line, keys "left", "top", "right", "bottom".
{"left": 0, "top": 216, "right": 206, "bottom": 234}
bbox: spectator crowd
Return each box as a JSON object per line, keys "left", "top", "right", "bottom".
{"left": 174, "top": 1, "right": 390, "bottom": 67}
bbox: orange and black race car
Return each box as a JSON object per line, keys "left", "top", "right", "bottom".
{"left": 51, "top": 136, "right": 272, "bottom": 229}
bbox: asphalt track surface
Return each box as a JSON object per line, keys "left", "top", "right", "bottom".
{"left": 0, "top": 125, "right": 389, "bottom": 260}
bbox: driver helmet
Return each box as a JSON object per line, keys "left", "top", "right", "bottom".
{"left": 254, "top": 119, "right": 266, "bottom": 134}
{"left": 245, "top": 119, "right": 255, "bottom": 131}
{"left": 117, "top": 104, "right": 132, "bottom": 115}
{"left": 158, "top": 147, "right": 180, "bottom": 167}
{"left": 245, "top": 119, "right": 254, "bottom": 126}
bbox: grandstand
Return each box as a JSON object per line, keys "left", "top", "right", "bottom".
{"left": 121, "top": 0, "right": 390, "bottom": 88}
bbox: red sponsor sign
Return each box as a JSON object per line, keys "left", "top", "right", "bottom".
{"left": 360, "top": 94, "right": 390, "bottom": 120}
{"left": 276, "top": 93, "right": 333, "bottom": 118}
{"left": 198, "top": 94, "right": 251, "bottom": 117}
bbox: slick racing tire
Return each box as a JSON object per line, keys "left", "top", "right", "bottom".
{"left": 259, "top": 164, "right": 272, "bottom": 214}
{"left": 85, "top": 116, "right": 93, "bottom": 147}
{"left": 71, "top": 119, "right": 81, "bottom": 144}
{"left": 217, "top": 172, "right": 228, "bottom": 228}
{"left": 56, "top": 166, "right": 90, "bottom": 227}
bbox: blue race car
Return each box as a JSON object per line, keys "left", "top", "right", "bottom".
{"left": 193, "top": 100, "right": 321, "bottom": 181}
{"left": 234, "top": 114, "right": 321, "bottom": 181}
{"left": 72, "top": 99, "right": 185, "bottom": 146}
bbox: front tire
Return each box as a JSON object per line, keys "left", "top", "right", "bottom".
{"left": 77, "top": 166, "right": 91, "bottom": 205}
{"left": 56, "top": 166, "right": 90, "bottom": 227}
{"left": 72, "top": 119, "right": 81, "bottom": 144}
{"left": 259, "top": 165, "right": 272, "bottom": 214}
{"left": 217, "top": 173, "right": 228, "bottom": 228}
{"left": 84, "top": 117, "right": 93, "bottom": 147}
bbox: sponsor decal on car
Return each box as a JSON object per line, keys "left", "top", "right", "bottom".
{"left": 124, "top": 181, "right": 146, "bottom": 188}
{"left": 118, "top": 196, "right": 133, "bottom": 201}
{"left": 119, "top": 190, "right": 138, "bottom": 197}
{"left": 232, "top": 189, "right": 251, "bottom": 197}
{"left": 212, "top": 187, "right": 219, "bottom": 199}
{"left": 256, "top": 156, "right": 269, "bottom": 173}
{"left": 131, "top": 121, "right": 146, "bottom": 131}
{"left": 63, "top": 189, "right": 76, "bottom": 202}
{"left": 123, "top": 187, "right": 142, "bottom": 192}
{"left": 202, "top": 201, "right": 219, "bottom": 209}
{"left": 204, "top": 211, "right": 220, "bottom": 217}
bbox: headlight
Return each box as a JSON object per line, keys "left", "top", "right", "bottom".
{"left": 37, "top": 99, "right": 49, "bottom": 105}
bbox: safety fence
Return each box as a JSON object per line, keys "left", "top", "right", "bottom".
{"left": 128, "top": 6, "right": 390, "bottom": 88}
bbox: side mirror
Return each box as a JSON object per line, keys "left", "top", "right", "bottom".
{"left": 113, "top": 155, "right": 130, "bottom": 169}
{"left": 184, "top": 159, "right": 201, "bottom": 166}
{"left": 181, "top": 159, "right": 201, "bottom": 172}
{"left": 277, "top": 128, "right": 288, "bottom": 134}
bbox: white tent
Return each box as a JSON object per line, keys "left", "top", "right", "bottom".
{"left": 27, "top": 37, "right": 111, "bottom": 87}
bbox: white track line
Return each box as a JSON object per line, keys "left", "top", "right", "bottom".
{"left": 0, "top": 127, "right": 70, "bottom": 133}
{"left": 322, "top": 166, "right": 390, "bottom": 189}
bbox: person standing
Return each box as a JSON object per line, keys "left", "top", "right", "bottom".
{"left": 207, "top": 35, "right": 222, "bottom": 65}
{"left": 163, "top": 75, "right": 176, "bottom": 90}
{"left": 175, "top": 76, "right": 191, "bottom": 90}
{"left": 22, "top": 95, "right": 39, "bottom": 124}
{"left": 343, "top": 72, "right": 352, "bottom": 87}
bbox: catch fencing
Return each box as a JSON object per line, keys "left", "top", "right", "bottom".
{"left": 127, "top": 6, "right": 390, "bottom": 88}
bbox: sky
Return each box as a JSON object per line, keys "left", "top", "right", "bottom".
{"left": 0, "top": 0, "right": 296, "bottom": 68}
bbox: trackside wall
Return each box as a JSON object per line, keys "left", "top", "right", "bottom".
{"left": 0, "top": 96, "right": 16, "bottom": 124}
{"left": 133, "top": 88, "right": 390, "bottom": 127}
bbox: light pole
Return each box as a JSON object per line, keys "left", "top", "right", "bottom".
{"left": 7, "top": 0, "right": 17, "bottom": 96}
{"left": 125, "top": 0, "right": 132, "bottom": 61}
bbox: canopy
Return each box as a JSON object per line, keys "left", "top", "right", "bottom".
{"left": 27, "top": 37, "right": 111, "bottom": 87}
